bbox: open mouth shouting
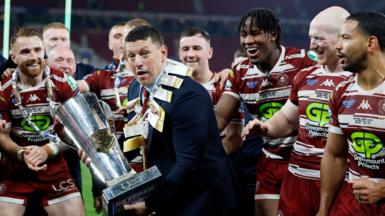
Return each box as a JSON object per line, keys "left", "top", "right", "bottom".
{"left": 246, "top": 47, "right": 259, "bottom": 58}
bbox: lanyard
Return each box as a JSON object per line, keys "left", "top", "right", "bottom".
{"left": 113, "top": 59, "right": 127, "bottom": 108}
{"left": 11, "top": 68, "right": 58, "bottom": 142}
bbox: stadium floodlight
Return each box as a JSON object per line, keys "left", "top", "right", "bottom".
{"left": 2, "top": 0, "right": 10, "bottom": 58}
{"left": 65, "top": 0, "right": 72, "bottom": 33}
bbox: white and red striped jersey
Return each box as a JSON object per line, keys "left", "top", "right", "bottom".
{"left": 84, "top": 70, "right": 135, "bottom": 136}
{"left": 329, "top": 74, "right": 385, "bottom": 181}
{"left": 0, "top": 68, "right": 78, "bottom": 146}
{"left": 224, "top": 46, "right": 315, "bottom": 160}
{"left": 287, "top": 65, "right": 351, "bottom": 179}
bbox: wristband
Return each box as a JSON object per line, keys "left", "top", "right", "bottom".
{"left": 44, "top": 142, "right": 59, "bottom": 158}
{"left": 17, "top": 149, "right": 25, "bottom": 161}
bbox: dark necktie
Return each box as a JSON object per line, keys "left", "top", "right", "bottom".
{"left": 141, "top": 88, "right": 150, "bottom": 169}
{"left": 141, "top": 88, "right": 150, "bottom": 116}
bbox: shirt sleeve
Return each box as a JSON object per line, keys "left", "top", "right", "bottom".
{"left": 328, "top": 90, "right": 344, "bottom": 135}
{"left": 289, "top": 68, "right": 311, "bottom": 106}
{"left": 223, "top": 65, "right": 241, "bottom": 101}
{"left": 60, "top": 73, "right": 80, "bottom": 101}
{"left": 83, "top": 70, "right": 101, "bottom": 93}
{"left": 0, "top": 89, "right": 12, "bottom": 127}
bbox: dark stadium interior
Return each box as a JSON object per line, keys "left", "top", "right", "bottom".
{"left": 1, "top": 0, "right": 384, "bottom": 71}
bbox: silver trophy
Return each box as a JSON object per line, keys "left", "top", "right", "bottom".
{"left": 55, "top": 93, "right": 161, "bottom": 216}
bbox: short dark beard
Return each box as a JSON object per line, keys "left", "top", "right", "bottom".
{"left": 342, "top": 53, "right": 367, "bottom": 73}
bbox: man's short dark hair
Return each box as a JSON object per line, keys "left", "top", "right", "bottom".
{"left": 347, "top": 11, "right": 385, "bottom": 51}
{"left": 125, "top": 25, "right": 164, "bottom": 47}
{"left": 238, "top": 8, "right": 281, "bottom": 46}
{"left": 11, "top": 27, "right": 42, "bottom": 49}
{"left": 180, "top": 27, "right": 211, "bottom": 44}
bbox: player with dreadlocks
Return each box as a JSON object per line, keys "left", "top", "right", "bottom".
{"left": 215, "top": 8, "right": 316, "bottom": 216}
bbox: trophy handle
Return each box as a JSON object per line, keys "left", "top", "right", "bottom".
{"left": 100, "top": 100, "right": 116, "bottom": 134}
{"left": 54, "top": 121, "right": 80, "bottom": 151}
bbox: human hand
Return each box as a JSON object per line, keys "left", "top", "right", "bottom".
{"left": 0, "top": 68, "right": 14, "bottom": 80}
{"left": 114, "top": 107, "right": 127, "bottom": 115}
{"left": 23, "top": 145, "right": 48, "bottom": 171}
{"left": 315, "top": 211, "right": 328, "bottom": 216}
{"left": 0, "top": 119, "right": 7, "bottom": 132}
{"left": 241, "top": 119, "right": 268, "bottom": 140}
{"left": 123, "top": 201, "right": 148, "bottom": 216}
{"left": 213, "top": 69, "right": 231, "bottom": 90}
{"left": 94, "top": 196, "right": 103, "bottom": 213}
{"left": 350, "top": 178, "right": 384, "bottom": 204}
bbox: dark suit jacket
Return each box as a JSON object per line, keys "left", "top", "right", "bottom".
{"left": 127, "top": 76, "right": 238, "bottom": 216}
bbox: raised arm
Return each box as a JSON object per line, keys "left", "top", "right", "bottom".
{"left": 215, "top": 94, "right": 240, "bottom": 131}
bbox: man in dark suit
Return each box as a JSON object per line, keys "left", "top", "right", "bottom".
{"left": 123, "top": 25, "right": 238, "bottom": 216}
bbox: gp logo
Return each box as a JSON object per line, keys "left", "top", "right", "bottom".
{"left": 258, "top": 102, "right": 283, "bottom": 119}
{"left": 21, "top": 115, "right": 51, "bottom": 131}
{"left": 351, "top": 132, "right": 383, "bottom": 159}
{"left": 306, "top": 103, "right": 330, "bottom": 127}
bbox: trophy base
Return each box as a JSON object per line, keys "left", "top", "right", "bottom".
{"left": 102, "top": 166, "right": 162, "bottom": 216}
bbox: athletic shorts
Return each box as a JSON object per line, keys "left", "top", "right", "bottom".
{"left": 0, "top": 155, "right": 80, "bottom": 206}
{"left": 278, "top": 170, "right": 320, "bottom": 215}
{"left": 254, "top": 156, "right": 288, "bottom": 200}
{"left": 330, "top": 182, "right": 385, "bottom": 216}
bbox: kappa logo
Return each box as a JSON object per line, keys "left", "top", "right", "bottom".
{"left": 27, "top": 94, "right": 40, "bottom": 102}
{"left": 261, "top": 79, "right": 271, "bottom": 87}
{"left": 321, "top": 79, "right": 335, "bottom": 87}
{"left": 358, "top": 100, "right": 372, "bottom": 110}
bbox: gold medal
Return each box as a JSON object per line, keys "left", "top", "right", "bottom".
{"left": 153, "top": 87, "right": 173, "bottom": 103}
{"left": 160, "top": 75, "right": 184, "bottom": 89}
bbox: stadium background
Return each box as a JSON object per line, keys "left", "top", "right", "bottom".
{"left": 1, "top": 0, "right": 385, "bottom": 215}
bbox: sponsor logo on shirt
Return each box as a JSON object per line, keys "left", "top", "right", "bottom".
{"left": 277, "top": 74, "right": 289, "bottom": 86}
{"left": 306, "top": 79, "right": 318, "bottom": 86}
{"left": 258, "top": 102, "right": 283, "bottom": 119}
{"left": 377, "top": 99, "right": 385, "bottom": 115}
{"left": 351, "top": 132, "right": 384, "bottom": 170}
{"left": 342, "top": 99, "right": 356, "bottom": 109}
{"left": 305, "top": 102, "right": 330, "bottom": 137}
{"left": 306, "top": 102, "right": 330, "bottom": 127}
{"left": 352, "top": 132, "right": 382, "bottom": 159}
{"left": 21, "top": 115, "right": 51, "bottom": 132}
{"left": 246, "top": 81, "right": 258, "bottom": 89}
